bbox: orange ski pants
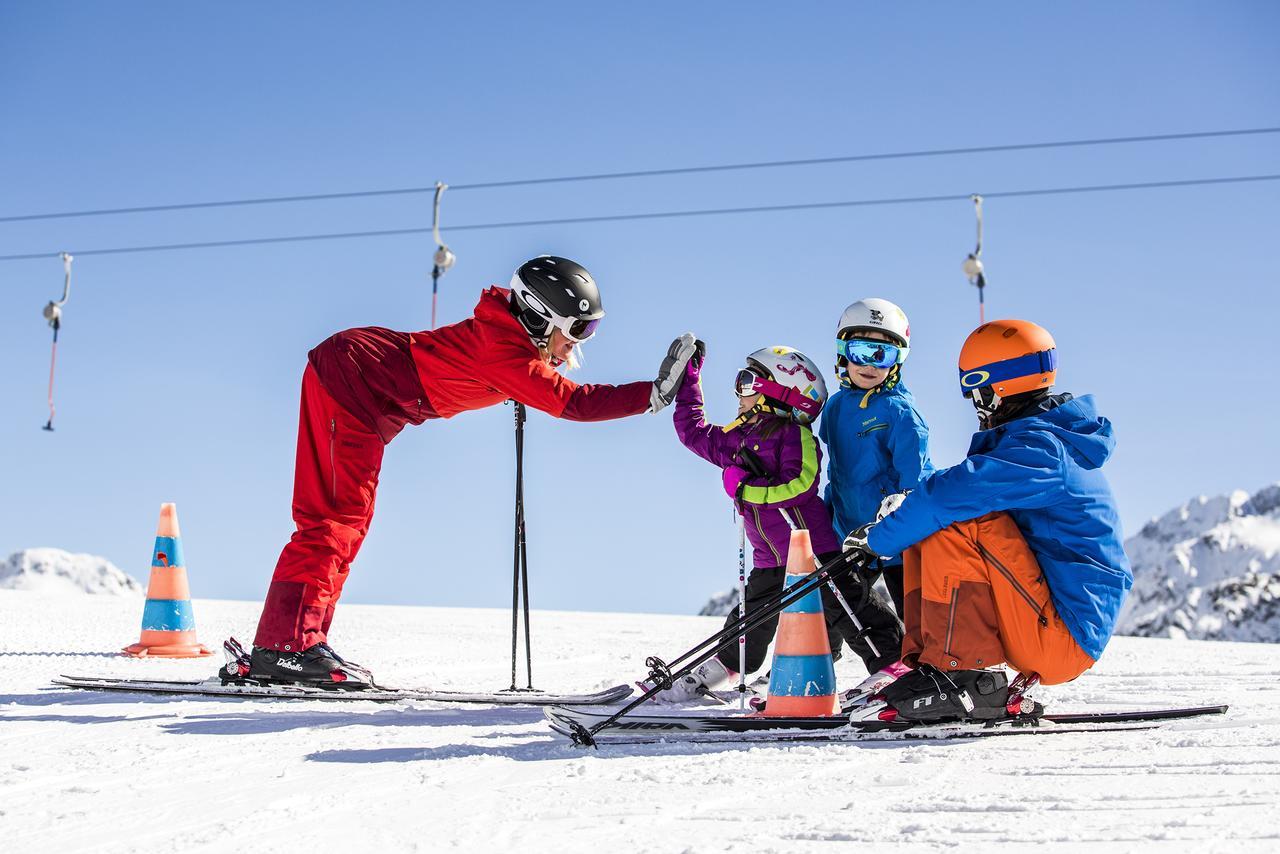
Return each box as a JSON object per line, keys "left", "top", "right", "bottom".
{"left": 901, "top": 512, "right": 1095, "bottom": 686}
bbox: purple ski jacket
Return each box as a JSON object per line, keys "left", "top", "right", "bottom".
{"left": 673, "top": 361, "right": 841, "bottom": 568}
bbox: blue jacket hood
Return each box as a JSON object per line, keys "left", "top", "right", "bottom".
{"left": 972, "top": 394, "right": 1114, "bottom": 471}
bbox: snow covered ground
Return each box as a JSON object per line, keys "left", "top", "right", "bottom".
{"left": 3, "top": 591, "right": 1279, "bottom": 853}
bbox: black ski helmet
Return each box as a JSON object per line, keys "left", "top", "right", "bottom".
{"left": 509, "top": 256, "right": 604, "bottom": 345}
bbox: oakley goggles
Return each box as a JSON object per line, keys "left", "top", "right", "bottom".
{"left": 836, "top": 338, "right": 903, "bottom": 369}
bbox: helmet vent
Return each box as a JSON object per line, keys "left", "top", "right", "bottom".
{"left": 546, "top": 274, "right": 558, "bottom": 281}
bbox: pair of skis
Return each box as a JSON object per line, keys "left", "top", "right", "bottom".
{"left": 544, "top": 702, "right": 1231, "bottom": 746}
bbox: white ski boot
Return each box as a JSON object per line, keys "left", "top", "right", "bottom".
{"left": 640, "top": 658, "right": 734, "bottom": 705}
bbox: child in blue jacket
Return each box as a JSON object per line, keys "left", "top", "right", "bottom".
{"left": 819, "top": 298, "right": 933, "bottom": 618}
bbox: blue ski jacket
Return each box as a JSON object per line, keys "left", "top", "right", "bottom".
{"left": 818, "top": 380, "right": 934, "bottom": 558}
{"left": 867, "top": 394, "right": 1132, "bottom": 660}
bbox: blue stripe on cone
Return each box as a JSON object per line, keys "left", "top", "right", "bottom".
{"left": 768, "top": 654, "right": 836, "bottom": 697}
{"left": 152, "top": 535, "right": 185, "bottom": 568}
{"left": 141, "top": 599, "right": 196, "bottom": 631}
{"left": 781, "top": 573, "right": 823, "bottom": 614}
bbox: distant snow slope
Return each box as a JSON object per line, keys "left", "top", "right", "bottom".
{"left": 1118, "top": 482, "right": 1280, "bottom": 642}
{"left": 699, "top": 587, "right": 739, "bottom": 616}
{"left": 0, "top": 548, "right": 142, "bottom": 595}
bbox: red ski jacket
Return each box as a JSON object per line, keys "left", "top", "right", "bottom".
{"left": 308, "top": 287, "right": 652, "bottom": 443}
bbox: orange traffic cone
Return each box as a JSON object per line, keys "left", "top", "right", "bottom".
{"left": 761, "top": 529, "right": 839, "bottom": 716}
{"left": 123, "top": 503, "right": 213, "bottom": 658}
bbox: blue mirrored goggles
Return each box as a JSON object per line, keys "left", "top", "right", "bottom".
{"left": 835, "top": 338, "right": 904, "bottom": 369}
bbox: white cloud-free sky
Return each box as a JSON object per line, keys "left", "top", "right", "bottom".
{"left": 1, "top": 3, "right": 1277, "bottom": 617}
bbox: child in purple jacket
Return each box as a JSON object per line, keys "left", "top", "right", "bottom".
{"left": 652, "top": 344, "right": 903, "bottom": 702}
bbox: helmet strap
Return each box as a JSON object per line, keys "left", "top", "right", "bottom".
{"left": 722, "top": 402, "right": 767, "bottom": 433}
{"left": 970, "top": 386, "right": 1002, "bottom": 429}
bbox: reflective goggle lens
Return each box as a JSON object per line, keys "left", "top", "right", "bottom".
{"left": 837, "top": 338, "right": 900, "bottom": 368}
{"left": 734, "top": 368, "right": 763, "bottom": 397}
{"left": 563, "top": 316, "right": 601, "bottom": 342}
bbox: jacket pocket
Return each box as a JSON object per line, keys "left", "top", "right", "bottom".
{"left": 328, "top": 418, "right": 337, "bottom": 503}
{"left": 751, "top": 505, "right": 781, "bottom": 565}
{"left": 943, "top": 587, "right": 960, "bottom": 655}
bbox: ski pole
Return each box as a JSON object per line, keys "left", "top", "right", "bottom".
{"left": 736, "top": 511, "right": 747, "bottom": 711}
{"left": 568, "top": 550, "right": 863, "bottom": 746}
{"left": 777, "top": 508, "right": 881, "bottom": 661}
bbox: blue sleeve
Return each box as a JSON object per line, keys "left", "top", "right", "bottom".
{"left": 868, "top": 432, "right": 1066, "bottom": 556}
{"left": 889, "top": 403, "right": 933, "bottom": 490}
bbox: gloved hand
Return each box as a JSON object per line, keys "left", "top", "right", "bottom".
{"left": 876, "top": 491, "right": 908, "bottom": 522}
{"left": 687, "top": 339, "right": 707, "bottom": 377}
{"left": 650, "top": 332, "right": 698, "bottom": 413}
{"left": 722, "top": 465, "right": 748, "bottom": 500}
{"left": 842, "top": 523, "right": 876, "bottom": 558}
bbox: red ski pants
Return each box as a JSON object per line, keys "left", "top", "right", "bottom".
{"left": 254, "top": 365, "right": 385, "bottom": 651}
{"left": 900, "top": 512, "right": 1095, "bottom": 686}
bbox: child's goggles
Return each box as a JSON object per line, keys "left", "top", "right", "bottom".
{"left": 733, "top": 368, "right": 821, "bottom": 418}
{"left": 836, "top": 338, "right": 904, "bottom": 369}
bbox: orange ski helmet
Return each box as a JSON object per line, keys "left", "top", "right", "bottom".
{"left": 958, "top": 320, "right": 1057, "bottom": 398}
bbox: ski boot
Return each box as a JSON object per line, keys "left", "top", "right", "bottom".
{"left": 840, "top": 660, "right": 913, "bottom": 713}
{"left": 222, "top": 637, "right": 374, "bottom": 688}
{"left": 639, "top": 658, "right": 734, "bottom": 705}
{"left": 851, "top": 664, "right": 1011, "bottom": 724}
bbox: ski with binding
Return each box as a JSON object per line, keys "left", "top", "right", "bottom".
{"left": 544, "top": 703, "right": 1229, "bottom": 745}
{"left": 52, "top": 674, "right": 633, "bottom": 706}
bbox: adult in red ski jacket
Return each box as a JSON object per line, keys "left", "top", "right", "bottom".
{"left": 240, "top": 256, "right": 699, "bottom": 685}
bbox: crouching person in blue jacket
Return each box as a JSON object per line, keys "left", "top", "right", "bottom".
{"left": 843, "top": 319, "right": 1133, "bottom": 725}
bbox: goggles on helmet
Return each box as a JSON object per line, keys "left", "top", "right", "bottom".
{"left": 836, "top": 338, "right": 903, "bottom": 369}
{"left": 734, "top": 367, "right": 765, "bottom": 397}
{"left": 733, "top": 367, "right": 822, "bottom": 419}
{"left": 558, "top": 315, "right": 602, "bottom": 343}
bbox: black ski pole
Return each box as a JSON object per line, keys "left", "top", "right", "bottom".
{"left": 518, "top": 403, "right": 534, "bottom": 690}
{"left": 567, "top": 550, "right": 864, "bottom": 746}
{"left": 508, "top": 401, "right": 526, "bottom": 692}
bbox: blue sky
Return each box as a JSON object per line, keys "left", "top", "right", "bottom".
{"left": 2, "top": 3, "right": 1277, "bottom": 618}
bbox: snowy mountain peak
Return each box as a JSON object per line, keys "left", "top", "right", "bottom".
{"left": 1118, "top": 482, "right": 1280, "bottom": 642}
{"left": 0, "top": 548, "right": 143, "bottom": 596}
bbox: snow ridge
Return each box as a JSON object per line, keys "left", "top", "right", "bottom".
{"left": 0, "top": 548, "right": 143, "bottom": 595}
{"left": 1117, "top": 483, "right": 1280, "bottom": 642}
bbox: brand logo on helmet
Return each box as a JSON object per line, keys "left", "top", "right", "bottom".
{"left": 777, "top": 362, "right": 818, "bottom": 382}
{"left": 869, "top": 309, "right": 884, "bottom": 323}
{"left": 960, "top": 370, "right": 991, "bottom": 388}
{"left": 579, "top": 299, "right": 590, "bottom": 311}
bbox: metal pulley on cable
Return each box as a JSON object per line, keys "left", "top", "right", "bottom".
{"left": 962, "top": 194, "right": 987, "bottom": 323}
{"left": 430, "top": 181, "right": 455, "bottom": 329}
{"left": 42, "top": 252, "right": 73, "bottom": 431}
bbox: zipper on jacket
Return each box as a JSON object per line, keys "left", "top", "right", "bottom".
{"left": 329, "top": 418, "right": 337, "bottom": 502}
{"left": 751, "top": 505, "right": 781, "bottom": 564}
{"left": 944, "top": 587, "right": 960, "bottom": 655}
{"left": 857, "top": 424, "right": 889, "bottom": 438}
{"left": 977, "top": 542, "right": 1049, "bottom": 627}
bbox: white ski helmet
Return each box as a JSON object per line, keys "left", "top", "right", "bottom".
{"left": 739, "top": 346, "right": 829, "bottom": 424}
{"left": 837, "top": 298, "right": 911, "bottom": 351}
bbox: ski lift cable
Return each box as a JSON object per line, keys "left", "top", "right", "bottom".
{"left": 1, "top": 172, "right": 1278, "bottom": 263}
{"left": 1, "top": 127, "right": 1277, "bottom": 224}
{"left": 42, "top": 252, "right": 72, "bottom": 431}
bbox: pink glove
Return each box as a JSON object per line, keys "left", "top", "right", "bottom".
{"left": 722, "top": 465, "right": 748, "bottom": 500}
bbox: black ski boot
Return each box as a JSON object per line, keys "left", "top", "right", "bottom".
{"left": 878, "top": 665, "right": 1011, "bottom": 723}
{"left": 239, "top": 641, "right": 373, "bottom": 688}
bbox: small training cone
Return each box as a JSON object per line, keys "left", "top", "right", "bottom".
{"left": 123, "top": 503, "right": 213, "bottom": 658}
{"left": 762, "top": 529, "right": 839, "bottom": 716}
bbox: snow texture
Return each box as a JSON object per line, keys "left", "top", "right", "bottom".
{"left": 0, "top": 548, "right": 142, "bottom": 596}
{"left": 1, "top": 591, "right": 1278, "bottom": 853}
{"left": 1118, "top": 483, "right": 1280, "bottom": 642}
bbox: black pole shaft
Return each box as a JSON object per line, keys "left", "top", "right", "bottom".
{"left": 509, "top": 402, "right": 524, "bottom": 691}
{"left": 517, "top": 402, "right": 533, "bottom": 688}
{"left": 577, "top": 552, "right": 859, "bottom": 742}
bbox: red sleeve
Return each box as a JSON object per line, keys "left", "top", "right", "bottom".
{"left": 481, "top": 351, "right": 649, "bottom": 421}
{"left": 561, "top": 380, "right": 653, "bottom": 422}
